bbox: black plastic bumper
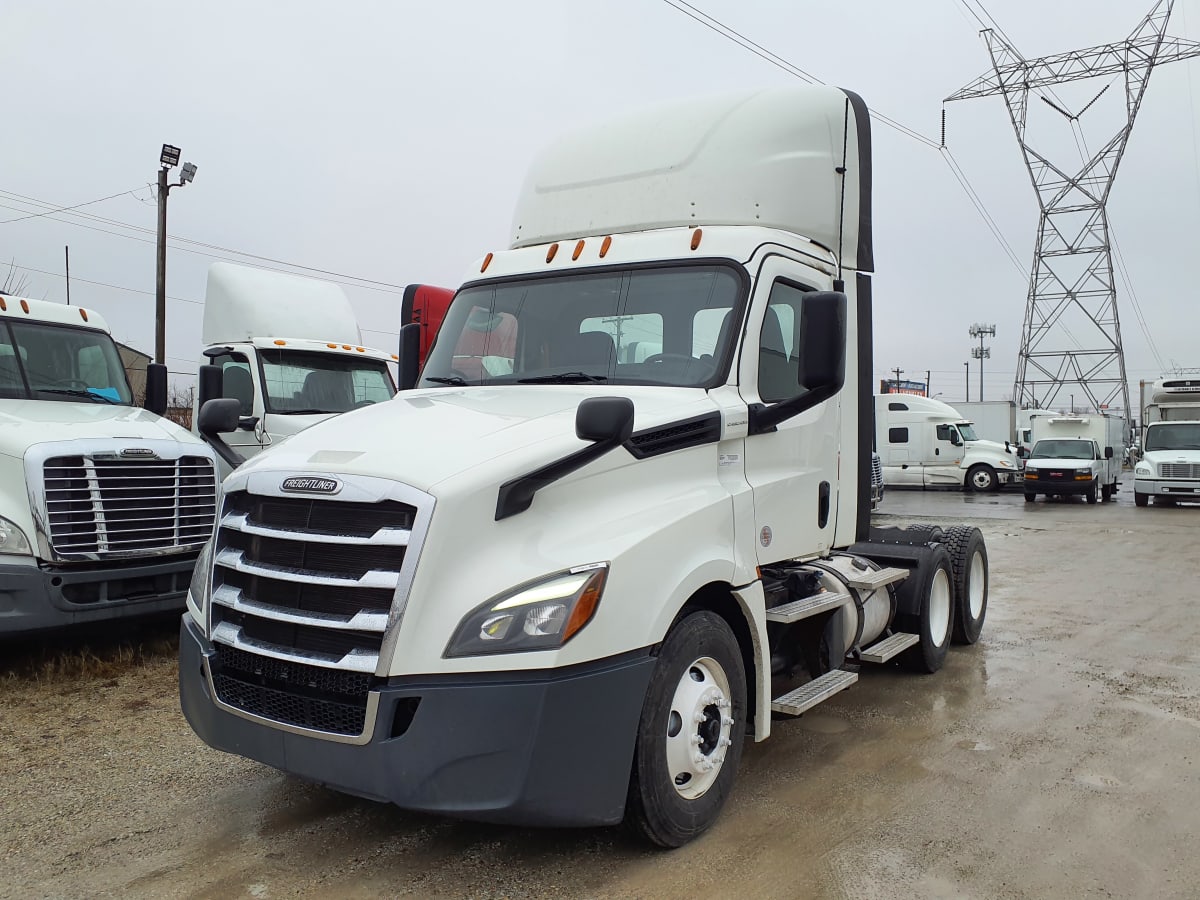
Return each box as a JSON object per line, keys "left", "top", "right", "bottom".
{"left": 0, "top": 554, "right": 197, "bottom": 635}
{"left": 1023, "top": 477, "right": 1094, "bottom": 496}
{"left": 179, "top": 616, "right": 657, "bottom": 827}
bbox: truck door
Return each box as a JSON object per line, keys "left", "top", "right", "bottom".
{"left": 925, "top": 422, "right": 964, "bottom": 486}
{"left": 207, "top": 350, "right": 267, "bottom": 460}
{"left": 740, "top": 271, "right": 840, "bottom": 562}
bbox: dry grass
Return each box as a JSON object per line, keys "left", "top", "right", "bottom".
{"left": 1, "top": 617, "right": 179, "bottom": 685}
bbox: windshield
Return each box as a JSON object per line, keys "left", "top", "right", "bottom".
{"left": 958, "top": 424, "right": 980, "bottom": 441}
{"left": 0, "top": 320, "right": 133, "bottom": 404}
{"left": 258, "top": 348, "right": 395, "bottom": 414}
{"left": 420, "top": 264, "right": 744, "bottom": 389}
{"left": 1031, "top": 439, "right": 1095, "bottom": 460}
{"left": 1145, "top": 423, "right": 1200, "bottom": 452}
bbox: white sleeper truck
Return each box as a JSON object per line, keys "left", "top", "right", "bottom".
{"left": 1022, "top": 413, "right": 1126, "bottom": 503}
{"left": 194, "top": 263, "right": 398, "bottom": 474}
{"left": 181, "top": 87, "right": 990, "bottom": 847}
{"left": 0, "top": 294, "right": 218, "bottom": 634}
{"left": 1134, "top": 375, "right": 1200, "bottom": 506}
{"left": 875, "top": 394, "right": 1019, "bottom": 491}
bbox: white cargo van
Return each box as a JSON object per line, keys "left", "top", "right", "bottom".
{"left": 193, "top": 264, "right": 398, "bottom": 473}
{"left": 1022, "top": 413, "right": 1126, "bottom": 503}
{"left": 0, "top": 294, "right": 217, "bottom": 634}
{"left": 875, "top": 394, "right": 1019, "bottom": 491}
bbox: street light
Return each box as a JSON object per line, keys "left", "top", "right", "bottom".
{"left": 155, "top": 143, "right": 197, "bottom": 365}
{"left": 969, "top": 323, "right": 996, "bottom": 402}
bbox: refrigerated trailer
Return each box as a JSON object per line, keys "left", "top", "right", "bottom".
{"left": 183, "top": 86, "right": 990, "bottom": 847}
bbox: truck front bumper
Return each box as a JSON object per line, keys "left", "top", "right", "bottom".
{"left": 179, "top": 616, "right": 658, "bottom": 827}
{"left": 0, "top": 553, "right": 198, "bottom": 635}
{"left": 1134, "top": 478, "right": 1200, "bottom": 499}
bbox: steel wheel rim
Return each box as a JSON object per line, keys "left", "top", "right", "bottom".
{"left": 972, "top": 469, "right": 992, "bottom": 490}
{"left": 664, "top": 656, "right": 733, "bottom": 800}
{"left": 967, "top": 549, "right": 986, "bottom": 619}
{"left": 929, "top": 568, "right": 952, "bottom": 646}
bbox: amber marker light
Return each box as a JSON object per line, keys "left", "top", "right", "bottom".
{"left": 79, "top": 309, "right": 89, "bottom": 322}
{"left": 342, "top": 344, "right": 352, "bottom": 350}
{"left": 599, "top": 235, "right": 613, "bottom": 258}
{"left": 481, "top": 252, "right": 494, "bottom": 273}
{"left": 0, "top": 298, "right": 6, "bottom": 311}
{"left": 546, "top": 242, "right": 559, "bottom": 264}
{"left": 572, "top": 240, "right": 585, "bottom": 261}
{"left": 20, "top": 300, "right": 29, "bottom": 313}
{"left": 691, "top": 228, "right": 704, "bottom": 251}
{"left": 327, "top": 343, "right": 337, "bottom": 348}
{"left": 356, "top": 346, "right": 365, "bottom": 352}
{"left": 273, "top": 339, "right": 286, "bottom": 345}
{"left": 562, "top": 567, "right": 608, "bottom": 642}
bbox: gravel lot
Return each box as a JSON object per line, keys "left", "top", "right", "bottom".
{"left": 4, "top": 490, "right": 1199, "bottom": 899}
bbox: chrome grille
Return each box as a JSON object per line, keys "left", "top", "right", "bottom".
{"left": 1160, "top": 462, "right": 1200, "bottom": 479}
{"left": 43, "top": 454, "right": 217, "bottom": 557}
{"left": 208, "top": 487, "right": 426, "bottom": 736}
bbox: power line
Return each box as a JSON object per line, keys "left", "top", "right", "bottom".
{"left": 0, "top": 186, "right": 151, "bottom": 225}
{"left": 11, "top": 262, "right": 203, "bottom": 305}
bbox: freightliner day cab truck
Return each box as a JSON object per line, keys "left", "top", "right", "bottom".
{"left": 194, "top": 263, "right": 453, "bottom": 474}
{"left": 1134, "top": 375, "right": 1200, "bottom": 506}
{"left": 875, "top": 394, "right": 1019, "bottom": 491}
{"left": 182, "top": 87, "right": 990, "bottom": 847}
{"left": 1022, "top": 413, "right": 1127, "bottom": 503}
{"left": 0, "top": 294, "right": 218, "bottom": 634}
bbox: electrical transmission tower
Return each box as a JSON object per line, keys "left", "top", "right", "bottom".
{"left": 946, "top": 1, "right": 1200, "bottom": 414}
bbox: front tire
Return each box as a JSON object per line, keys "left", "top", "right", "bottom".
{"left": 1135, "top": 491, "right": 1148, "bottom": 507}
{"left": 626, "top": 611, "right": 747, "bottom": 848}
{"left": 966, "top": 464, "right": 997, "bottom": 493}
{"left": 1086, "top": 481, "right": 1098, "bottom": 504}
{"left": 945, "top": 526, "right": 988, "bottom": 645}
{"left": 1024, "top": 492, "right": 1037, "bottom": 503}
{"left": 895, "top": 546, "right": 954, "bottom": 673}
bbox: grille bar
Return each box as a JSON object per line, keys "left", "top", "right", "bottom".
{"left": 212, "top": 584, "right": 389, "bottom": 632}
{"left": 1161, "top": 463, "right": 1200, "bottom": 479}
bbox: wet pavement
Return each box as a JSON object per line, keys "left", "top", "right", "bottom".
{"left": 4, "top": 489, "right": 1199, "bottom": 898}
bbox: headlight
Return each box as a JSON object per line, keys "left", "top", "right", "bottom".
{"left": 445, "top": 563, "right": 608, "bottom": 658}
{"left": 0, "top": 516, "right": 33, "bottom": 557}
{"left": 186, "top": 539, "right": 214, "bottom": 626}
{"left": 1135, "top": 463, "right": 1152, "bottom": 476}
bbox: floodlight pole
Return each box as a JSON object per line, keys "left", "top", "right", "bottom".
{"left": 155, "top": 164, "right": 169, "bottom": 365}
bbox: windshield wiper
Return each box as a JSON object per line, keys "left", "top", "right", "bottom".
{"left": 517, "top": 372, "right": 608, "bottom": 384}
{"left": 39, "top": 388, "right": 119, "bottom": 405}
{"left": 425, "top": 376, "right": 470, "bottom": 386}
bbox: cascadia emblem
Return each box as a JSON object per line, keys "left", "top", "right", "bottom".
{"left": 120, "top": 448, "right": 157, "bottom": 458}
{"left": 280, "top": 476, "right": 341, "bottom": 495}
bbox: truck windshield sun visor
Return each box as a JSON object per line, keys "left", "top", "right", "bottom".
{"left": 420, "top": 263, "right": 747, "bottom": 390}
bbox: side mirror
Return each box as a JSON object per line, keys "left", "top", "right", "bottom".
{"left": 197, "top": 398, "right": 246, "bottom": 469}
{"left": 1105, "top": 446, "right": 1114, "bottom": 459}
{"left": 751, "top": 292, "right": 846, "bottom": 434}
{"left": 197, "top": 364, "right": 223, "bottom": 410}
{"left": 398, "top": 322, "right": 421, "bottom": 391}
{"left": 576, "top": 396, "right": 634, "bottom": 443}
{"left": 144, "top": 363, "right": 168, "bottom": 416}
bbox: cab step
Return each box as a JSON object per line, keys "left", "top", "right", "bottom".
{"left": 859, "top": 631, "right": 919, "bottom": 663}
{"left": 770, "top": 668, "right": 858, "bottom": 717}
{"left": 843, "top": 566, "right": 909, "bottom": 591}
{"left": 765, "top": 591, "right": 851, "bottom": 624}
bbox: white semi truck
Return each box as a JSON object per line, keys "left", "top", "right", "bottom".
{"left": 875, "top": 394, "right": 1019, "bottom": 491}
{"left": 1022, "top": 413, "right": 1126, "bottom": 503}
{"left": 181, "top": 87, "right": 990, "bottom": 846}
{"left": 1134, "top": 375, "right": 1200, "bottom": 506}
{"left": 0, "top": 294, "right": 218, "bottom": 634}
{"left": 193, "top": 263, "right": 399, "bottom": 474}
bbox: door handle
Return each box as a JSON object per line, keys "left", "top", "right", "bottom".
{"left": 818, "top": 481, "right": 831, "bottom": 528}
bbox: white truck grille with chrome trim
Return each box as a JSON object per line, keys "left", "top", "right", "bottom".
{"left": 1160, "top": 462, "right": 1200, "bottom": 479}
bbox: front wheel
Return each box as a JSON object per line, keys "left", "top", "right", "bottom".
{"left": 1086, "top": 481, "right": 1098, "bottom": 504}
{"left": 1135, "top": 491, "right": 1148, "bottom": 508}
{"left": 626, "top": 611, "right": 747, "bottom": 848}
{"left": 1024, "top": 492, "right": 1037, "bottom": 503}
{"left": 966, "top": 464, "right": 997, "bottom": 493}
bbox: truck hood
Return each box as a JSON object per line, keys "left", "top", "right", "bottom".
{"left": 229, "top": 386, "right": 720, "bottom": 493}
{"left": 1025, "top": 456, "right": 1095, "bottom": 467}
{"left": 967, "top": 438, "right": 1016, "bottom": 455}
{"left": 0, "top": 401, "right": 199, "bottom": 459}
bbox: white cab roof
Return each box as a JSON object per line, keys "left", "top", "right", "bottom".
{"left": 509, "top": 86, "right": 872, "bottom": 272}
{"left": 0, "top": 294, "right": 110, "bottom": 332}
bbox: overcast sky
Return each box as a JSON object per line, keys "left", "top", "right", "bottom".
{"left": 4, "top": 0, "right": 1200, "bottom": 408}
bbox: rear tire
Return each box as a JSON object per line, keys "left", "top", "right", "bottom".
{"left": 1101, "top": 482, "right": 1114, "bottom": 502}
{"left": 966, "top": 464, "right": 997, "bottom": 493}
{"left": 895, "top": 546, "right": 954, "bottom": 673}
{"left": 1135, "top": 491, "right": 1148, "bottom": 507}
{"left": 945, "top": 526, "right": 987, "bottom": 645}
{"left": 626, "top": 611, "right": 747, "bottom": 848}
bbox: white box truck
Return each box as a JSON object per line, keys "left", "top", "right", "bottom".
{"left": 182, "top": 87, "right": 990, "bottom": 847}
{"left": 954, "top": 400, "right": 1016, "bottom": 446}
{"left": 1022, "top": 413, "right": 1126, "bottom": 503}
{"left": 0, "top": 294, "right": 218, "bottom": 634}
{"left": 875, "top": 394, "right": 1020, "bottom": 491}
{"left": 1134, "top": 376, "right": 1200, "bottom": 506}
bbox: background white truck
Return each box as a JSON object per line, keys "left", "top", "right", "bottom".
{"left": 1022, "top": 413, "right": 1126, "bottom": 503}
{"left": 875, "top": 394, "right": 1019, "bottom": 491}
{"left": 193, "top": 263, "right": 399, "bottom": 472}
{"left": 182, "top": 86, "right": 990, "bottom": 847}
{"left": 955, "top": 400, "right": 1055, "bottom": 458}
{"left": 1134, "top": 375, "right": 1200, "bottom": 506}
{"left": 0, "top": 293, "right": 218, "bottom": 634}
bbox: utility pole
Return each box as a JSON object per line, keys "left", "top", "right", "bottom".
{"left": 892, "top": 366, "right": 903, "bottom": 392}
{"left": 64, "top": 245, "right": 70, "bottom": 306}
{"left": 969, "top": 324, "right": 995, "bottom": 402}
{"left": 946, "top": 1, "right": 1200, "bottom": 415}
{"left": 154, "top": 144, "right": 197, "bottom": 366}
{"left": 964, "top": 362, "right": 969, "bottom": 402}
{"left": 926, "top": 369, "right": 931, "bottom": 398}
